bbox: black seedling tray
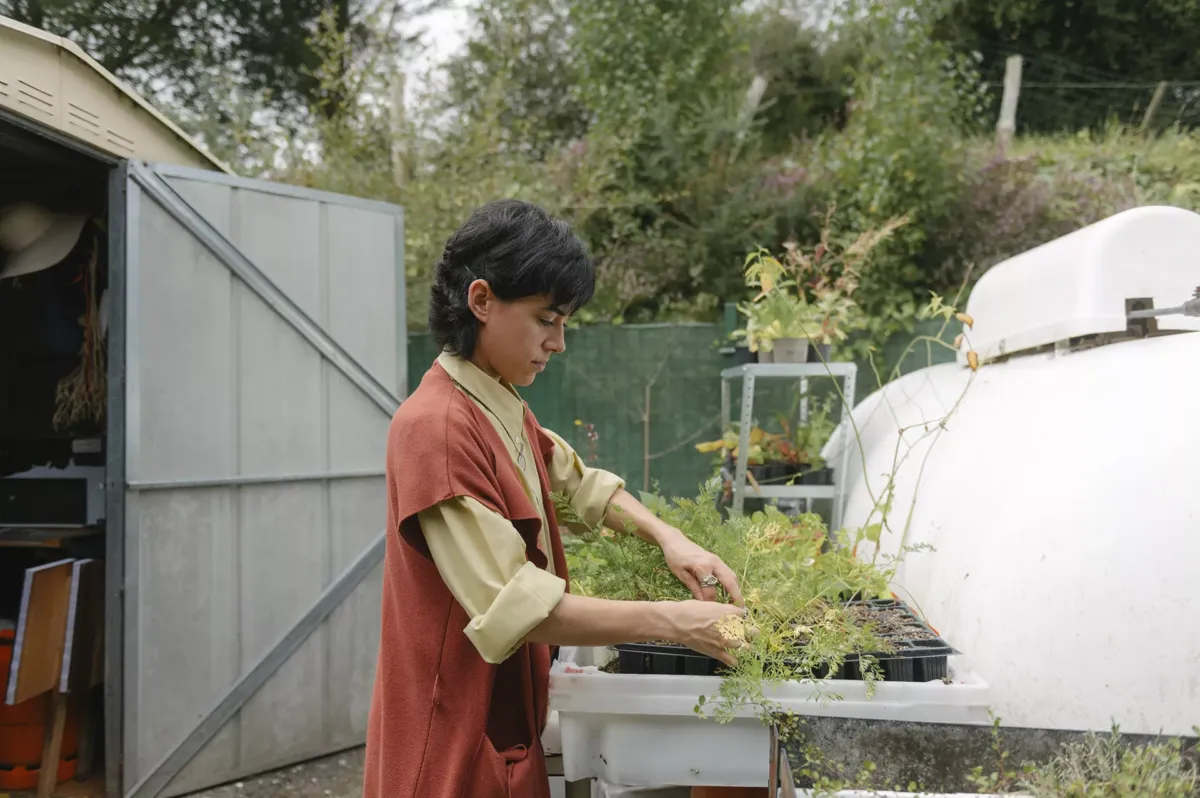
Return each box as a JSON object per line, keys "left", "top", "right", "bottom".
{"left": 612, "top": 598, "right": 956, "bottom": 683}
{"left": 799, "top": 466, "right": 834, "bottom": 486}
{"left": 615, "top": 642, "right": 727, "bottom": 676}
{"left": 743, "top": 463, "right": 834, "bottom": 486}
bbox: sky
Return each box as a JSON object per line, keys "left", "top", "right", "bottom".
{"left": 401, "top": 0, "right": 473, "bottom": 106}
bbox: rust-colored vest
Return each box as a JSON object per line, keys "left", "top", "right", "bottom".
{"left": 363, "top": 361, "right": 568, "bottom": 798}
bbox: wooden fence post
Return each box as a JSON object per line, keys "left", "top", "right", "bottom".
{"left": 1140, "top": 80, "right": 1168, "bottom": 135}
{"left": 995, "top": 55, "right": 1023, "bottom": 150}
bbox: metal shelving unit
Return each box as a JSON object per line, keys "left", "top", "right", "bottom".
{"left": 720, "top": 362, "right": 857, "bottom": 525}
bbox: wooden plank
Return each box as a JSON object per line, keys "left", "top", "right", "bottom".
{"left": 61, "top": 559, "right": 102, "bottom": 693}
{"left": 5, "top": 559, "right": 75, "bottom": 705}
{"left": 69, "top": 559, "right": 106, "bottom": 780}
{"left": 0, "top": 527, "right": 100, "bottom": 549}
{"left": 37, "top": 690, "right": 70, "bottom": 798}
{"left": 74, "top": 685, "right": 101, "bottom": 781}
{"left": 81, "top": 562, "right": 105, "bottom": 688}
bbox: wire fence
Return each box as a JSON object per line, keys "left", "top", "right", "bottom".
{"left": 970, "top": 40, "right": 1200, "bottom": 132}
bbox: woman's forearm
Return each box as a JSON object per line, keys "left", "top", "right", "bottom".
{"left": 525, "top": 592, "right": 745, "bottom": 664}
{"left": 603, "top": 488, "right": 683, "bottom": 548}
{"left": 525, "top": 592, "right": 674, "bottom": 647}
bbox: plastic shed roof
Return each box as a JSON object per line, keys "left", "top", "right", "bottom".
{"left": 958, "top": 205, "right": 1200, "bottom": 364}
{"left": 0, "top": 14, "right": 230, "bottom": 172}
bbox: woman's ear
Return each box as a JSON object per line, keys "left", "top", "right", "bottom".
{"left": 466, "top": 279, "right": 492, "bottom": 323}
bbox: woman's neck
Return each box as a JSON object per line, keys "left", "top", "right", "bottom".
{"left": 469, "top": 353, "right": 502, "bottom": 382}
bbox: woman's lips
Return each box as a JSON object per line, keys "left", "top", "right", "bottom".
{"left": 532, "top": 360, "right": 547, "bottom": 372}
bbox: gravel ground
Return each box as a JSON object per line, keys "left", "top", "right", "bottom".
{"left": 188, "top": 747, "right": 365, "bottom": 798}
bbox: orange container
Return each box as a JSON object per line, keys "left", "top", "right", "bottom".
{"left": 0, "top": 627, "right": 80, "bottom": 790}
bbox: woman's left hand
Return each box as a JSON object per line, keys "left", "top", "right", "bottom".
{"left": 661, "top": 533, "right": 743, "bottom": 606}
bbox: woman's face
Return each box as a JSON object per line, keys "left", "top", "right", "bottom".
{"left": 468, "top": 281, "right": 568, "bottom": 386}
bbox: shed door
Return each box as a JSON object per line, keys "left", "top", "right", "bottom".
{"left": 118, "top": 162, "right": 404, "bottom": 798}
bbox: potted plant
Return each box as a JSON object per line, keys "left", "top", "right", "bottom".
{"left": 733, "top": 212, "right": 907, "bottom": 363}
{"left": 785, "top": 236, "right": 869, "bottom": 363}
{"left": 780, "top": 402, "right": 837, "bottom": 485}
{"left": 696, "top": 426, "right": 778, "bottom": 484}
{"left": 761, "top": 434, "right": 806, "bottom": 481}
{"left": 734, "top": 288, "right": 813, "bottom": 363}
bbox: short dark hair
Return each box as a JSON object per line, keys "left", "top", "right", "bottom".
{"left": 428, "top": 199, "right": 594, "bottom": 358}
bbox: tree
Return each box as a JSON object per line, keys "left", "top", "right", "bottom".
{"left": 742, "top": 5, "right": 858, "bottom": 153}
{"left": 569, "top": 0, "right": 743, "bottom": 135}
{"left": 0, "top": 0, "right": 441, "bottom": 134}
{"left": 441, "top": 0, "right": 588, "bottom": 157}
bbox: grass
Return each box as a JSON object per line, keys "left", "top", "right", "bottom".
{"left": 969, "top": 721, "right": 1200, "bottom": 798}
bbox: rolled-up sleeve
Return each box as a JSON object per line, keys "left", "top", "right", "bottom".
{"left": 419, "top": 496, "right": 567, "bottom": 664}
{"left": 541, "top": 427, "right": 625, "bottom": 528}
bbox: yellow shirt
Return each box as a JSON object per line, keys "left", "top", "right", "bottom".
{"left": 419, "top": 353, "right": 625, "bottom": 664}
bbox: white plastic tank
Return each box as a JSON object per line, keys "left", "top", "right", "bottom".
{"left": 825, "top": 206, "right": 1200, "bottom": 737}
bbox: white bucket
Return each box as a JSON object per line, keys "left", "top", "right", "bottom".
{"left": 771, "top": 337, "right": 810, "bottom": 363}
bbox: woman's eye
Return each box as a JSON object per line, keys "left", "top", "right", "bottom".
{"left": 539, "top": 317, "right": 555, "bottom": 327}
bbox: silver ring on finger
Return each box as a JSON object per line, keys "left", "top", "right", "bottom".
{"left": 699, "top": 574, "right": 719, "bottom": 588}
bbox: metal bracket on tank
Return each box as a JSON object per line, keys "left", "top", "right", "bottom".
{"left": 1126, "top": 287, "right": 1200, "bottom": 320}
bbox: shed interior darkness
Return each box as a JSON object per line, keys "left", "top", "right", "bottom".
{"left": 1, "top": 113, "right": 111, "bottom": 797}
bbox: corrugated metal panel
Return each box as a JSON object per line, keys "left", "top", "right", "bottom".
{"left": 122, "top": 165, "right": 403, "bottom": 796}
{"left": 0, "top": 15, "right": 228, "bottom": 170}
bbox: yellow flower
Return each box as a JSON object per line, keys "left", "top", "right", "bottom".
{"left": 574, "top": 419, "right": 582, "bottom": 426}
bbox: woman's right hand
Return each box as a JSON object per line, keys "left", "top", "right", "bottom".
{"left": 663, "top": 600, "right": 748, "bottom": 666}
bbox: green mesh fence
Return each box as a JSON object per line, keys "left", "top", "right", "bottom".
{"left": 407, "top": 323, "right": 730, "bottom": 500}
{"left": 407, "top": 319, "right": 959, "bottom": 501}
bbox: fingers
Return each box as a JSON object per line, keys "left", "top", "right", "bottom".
{"left": 714, "top": 650, "right": 738, "bottom": 667}
{"left": 696, "top": 641, "right": 738, "bottom": 667}
{"left": 689, "top": 564, "right": 719, "bottom": 602}
{"left": 713, "top": 560, "right": 744, "bottom": 606}
{"left": 705, "top": 635, "right": 748, "bottom": 666}
{"left": 676, "top": 568, "right": 706, "bottom": 602}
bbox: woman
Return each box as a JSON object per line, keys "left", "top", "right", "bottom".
{"left": 364, "top": 199, "right": 745, "bottom": 798}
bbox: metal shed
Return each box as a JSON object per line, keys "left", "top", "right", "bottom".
{"left": 0, "top": 16, "right": 228, "bottom": 171}
{"left": 1, "top": 16, "right": 402, "bottom": 798}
